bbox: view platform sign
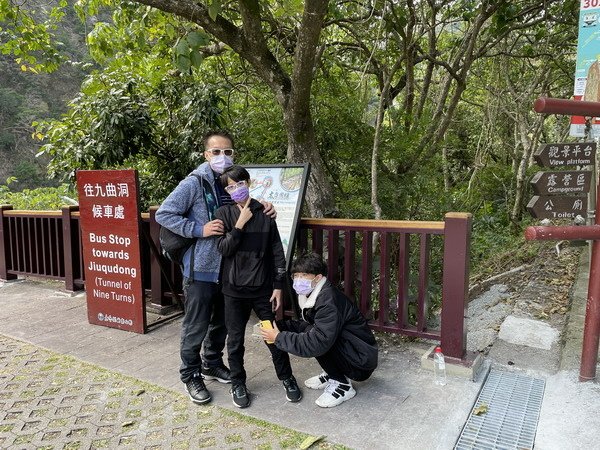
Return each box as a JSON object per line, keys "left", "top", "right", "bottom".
{"left": 533, "top": 142, "right": 596, "bottom": 167}
{"left": 77, "top": 170, "right": 146, "bottom": 334}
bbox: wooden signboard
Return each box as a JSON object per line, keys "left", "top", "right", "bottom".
{"left": 533, "top": 142, "right": 596, "bottom": 167}
{"left": 76, "top": 169, "right": 146, "bottom": 334}
{"left": 527, "top": 195, "right": 587, "bottom": 220}
{"left": 530, "top": 170, "right": 592, "bottom": 195}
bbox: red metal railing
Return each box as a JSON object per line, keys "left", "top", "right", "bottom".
{"left": 0, "top": 205, "right": 471, "bottom": 359}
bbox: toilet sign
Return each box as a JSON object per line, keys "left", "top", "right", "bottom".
{"left": 527, "top": 195, "right": 587, "bottom": 220}
{"left": 76, "top": 169, "right": 146, "bottom": 334}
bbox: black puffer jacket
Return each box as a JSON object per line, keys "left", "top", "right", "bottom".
{"left": 275, "top": 280, "right": 378, "bottom": 374}
{"left": 216, "top": 199, "right": 286, "bottom": 298}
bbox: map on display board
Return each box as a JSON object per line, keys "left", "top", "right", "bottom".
{"left": 571, "top": 0, "right": 600, "bottom": 137}
{"left": 244, "top": 164, "right": 310, "bottom": 269}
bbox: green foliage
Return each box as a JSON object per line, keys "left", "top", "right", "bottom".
{"left": 0, "top": 0, "right": 66, "bottom": 72}
{"left": 36, "top": 66, "right": 225, "bottom": 209}
{"left": 0, "top": 179, "right": 75, "bottom": 210}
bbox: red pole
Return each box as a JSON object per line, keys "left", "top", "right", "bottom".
{"left": 525, "top": 225, "right": 600, "bottom": 241}
{"left": 534, "top": 97, "right": 600, "bottom": 117}
{"left": 580, "top": 181, "right": 600, "bottom": 381}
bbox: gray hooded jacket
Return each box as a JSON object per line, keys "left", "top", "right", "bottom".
{"left": 155, "top": 162, "right": 222, "bottom": 282}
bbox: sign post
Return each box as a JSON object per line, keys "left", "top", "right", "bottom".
{"left": 77, "top": 170, "right": 146, "bottom": 334}
{"left": 527, "top": 97, "right": 600, "bottom": 382}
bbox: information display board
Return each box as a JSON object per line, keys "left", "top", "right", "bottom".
{"left": 76, "top": 170, "right": 146, "bottom": 333}
{"left": 245, "top": 164, "right": 310, "bottom": 269}
{"left": 571, "top": 0, "right": 600, "bottom": 137}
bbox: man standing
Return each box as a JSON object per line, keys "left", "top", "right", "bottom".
{"left": 156, "top": 130, "right": 275, "bottom": 404}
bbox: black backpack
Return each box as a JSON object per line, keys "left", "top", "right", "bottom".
{"left": 159, "top": 174, "right": 207, "bottom": 265}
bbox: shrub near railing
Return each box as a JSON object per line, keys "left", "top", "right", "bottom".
{"left": 0, "top": 206, "right": 471, "bottom": 359}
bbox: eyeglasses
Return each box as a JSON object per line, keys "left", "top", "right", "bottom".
{"left": 224, "top": 180, "right": 247, "bottom": 193}
{"left": 206, "top": 148, "right": 234, "bottom": 156}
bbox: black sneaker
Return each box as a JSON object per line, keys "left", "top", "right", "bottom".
{"left": 185, "top": 373, "right": 211, "bottom": 404}
{"left": 282, "top": 375, "right": 302, "bottom": 402}
{"left": 231, "top": 383, "right": 250, "bottom": 408}
{"left": 201, "top": 364, "right": 231, "bottom": 384}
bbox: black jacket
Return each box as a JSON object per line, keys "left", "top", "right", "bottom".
{"left": 216, "top": 199, "right": 286, "bottom": 298}
{"left": 275, "top": 280, "right": 378, "bottom": 374}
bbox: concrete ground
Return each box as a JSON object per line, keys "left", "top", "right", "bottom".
{"left": 1, "top": 245, "right": 600, "bottom": 449}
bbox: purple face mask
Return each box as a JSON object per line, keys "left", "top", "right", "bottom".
{"left": 230, "top": 185, "right": 249, "bottom": 203}
{"left": 293, "top": 277, "right": 315, "bottom": 296}
{"left": 209, "top": 154, "right": 233, "bottom": 174}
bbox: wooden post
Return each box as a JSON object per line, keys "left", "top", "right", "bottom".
{"left": 0, "top": 205, "right": 17, "bottom": 281}
{"left": 441, "top": 212, "right": 472, "bottom": 359}
{"left": 61, "top": 206, "right": 79, "bottom": 291}
{"left": 148, "top": 206, "right": 169, "bottom": 310}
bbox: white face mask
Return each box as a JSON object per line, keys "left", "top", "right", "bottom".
{"left": 209, "top": 154, "right": 233, "bottom": 174}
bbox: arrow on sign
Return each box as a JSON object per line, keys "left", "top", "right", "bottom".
{"left": 527, "top": 195, "right": 587, "bottom": 219}
{"left": 530, "top": 170, "right": 592, "bottom": 195}
{"left": 533, "top": 142, "right": 596, "bottom": 167}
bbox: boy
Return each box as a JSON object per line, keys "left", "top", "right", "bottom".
{"left": 260, "top": 252, "right": 378, "bottom": 408}
{"left": 215, "top": 165, "right": 302, "bottom": 408}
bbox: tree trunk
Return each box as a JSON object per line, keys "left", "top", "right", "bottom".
{"left": 510, "top": 114, "right": 544, "bottom": 227}
{"left": 135, "top": 0, "right": 336, "bottom": 217}
{"left": 284, "top": 108, "right": 336, "bottom": 217}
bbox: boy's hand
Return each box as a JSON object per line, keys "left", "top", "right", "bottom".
{"left": 260, "top": 200, "right": 277, "bottom": 219}
{"left": 270, "top": 289, "right": 282, "bottom": 311}
{"left": 260, "top": 321, "right": 280, "bottom": 342}
{"left": 235, "top": 197, "right": 253, "bottom": 229}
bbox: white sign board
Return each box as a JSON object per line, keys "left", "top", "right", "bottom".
{"left": 245, "top": 164, "right": 310, "bottom": 269}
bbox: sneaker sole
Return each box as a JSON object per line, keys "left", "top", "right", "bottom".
{"left": 232, "top": 399, "right": 250, "bottom": 408}
{"left": 202, "top": 375, "right": 232, "bottom": 384}
{"left": 186, "top": 390, "right": 212, "bottom": 405}
{"left": 286, "top": 392, "right": 303, "bottom": 402}
{"left": 315, "top": 389, "right": 356, "bottom": 408}
{"left": 304, "top": 381, "right": 328, "bottom": 390}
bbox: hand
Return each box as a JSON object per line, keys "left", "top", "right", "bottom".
{"left": 203, "top": 219, "right": 224, "bottom": 236}
{"left": 270, "top": 289, "right": 282, "bottom": 311}
{"left": 261, "top": 200, "right": 277, "bottom": 219}
{"left": 260, "top": 321, "right": 280, "bottom": 342}
{"left": 235, "top": 197, "right": 253, "bottom": 229}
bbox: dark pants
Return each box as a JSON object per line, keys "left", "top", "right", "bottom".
{"left": 224, "top": 295, "right": 293, "bottom": 385}
{"left": 180, "top": 280, "right": 227, "bottom": 383}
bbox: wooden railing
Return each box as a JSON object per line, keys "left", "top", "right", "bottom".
{"left": 0, "top": 205, "right": 471, "bottom": 359}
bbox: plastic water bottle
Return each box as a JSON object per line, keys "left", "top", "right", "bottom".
{"left": 433, "top": 346, "right": 447, "bottom": 386}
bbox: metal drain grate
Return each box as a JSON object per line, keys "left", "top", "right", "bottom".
{"left": 454, "top": 369, "right": 545, "bottom": 450}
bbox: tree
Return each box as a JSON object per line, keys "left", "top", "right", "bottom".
{"left": 100, "top": 0, "right": 337, "bottom": 216}
{"left": 2, "top": 0, "right": 337, "bottom": 216}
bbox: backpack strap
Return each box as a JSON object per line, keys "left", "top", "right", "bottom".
{"left": 187, "top": 174, "right": 215, "bottom": 279}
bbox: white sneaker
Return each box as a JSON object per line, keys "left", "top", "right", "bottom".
{"left": 315, "top": 379, "right": 356, "bottom": 408}
{"left": 304, "top": 372, "right": 330, "bottom": 390}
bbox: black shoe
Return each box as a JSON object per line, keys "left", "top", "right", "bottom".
{"left": 230, "top": 383, "right": 250, "bottom": 408}
{"left": 185, "top": 374, "right": 211, "bottom": 404}
{"left": 201, "top": 364, "right": 231, "bottom": 384}
{"left": 282, "top": 375, "right": 302, "bottom": 402}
